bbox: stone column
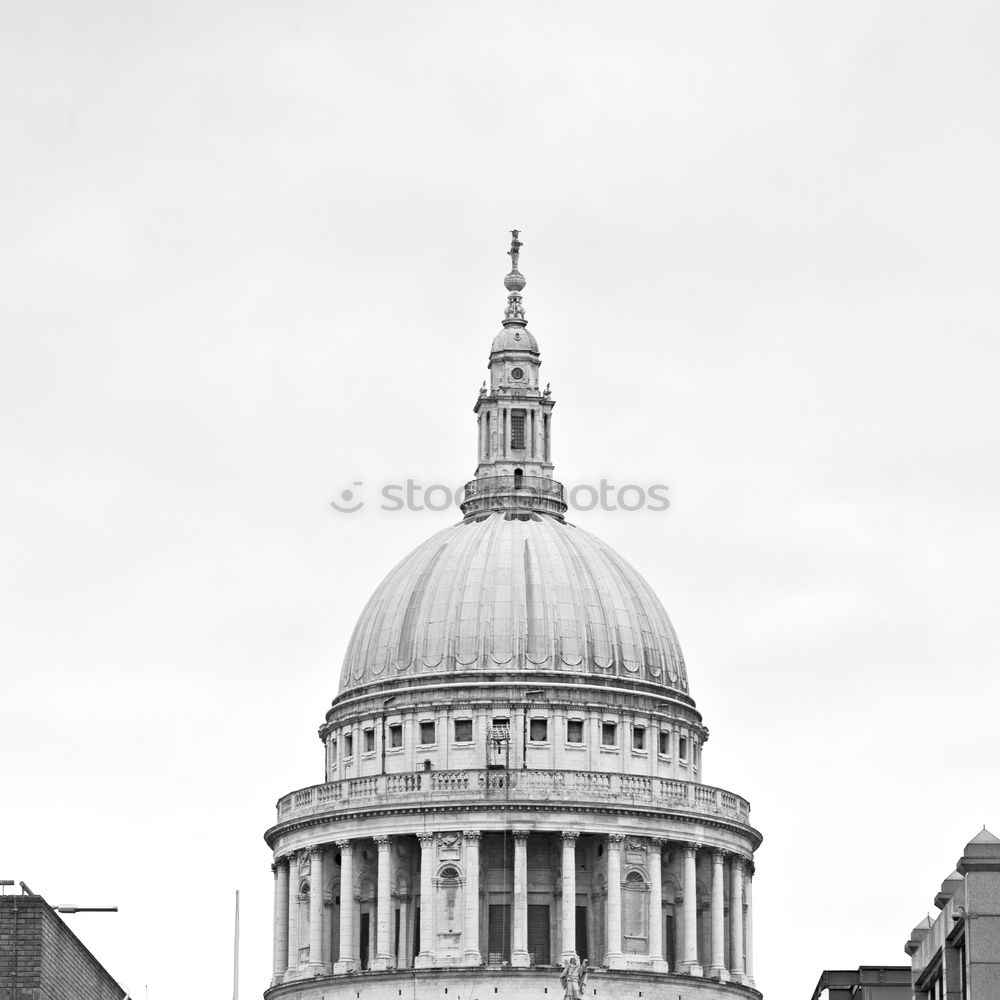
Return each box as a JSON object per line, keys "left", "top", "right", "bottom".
{"left": 648, "top": 838, "right": 666, "bottom": 972}
{"left": 679, "top": 844, "right": 703, "bottom": 976}
{"left": 605, "top": 834, "right": 625, "bottom": 970}
{"left": 707, "top": 851, "right": 727, "bottom": 980}
{"left": 272, "top": 858, "right": 290, "bottom": 985}
{"left": 397, "top": 891, "right": 411, "bottom": 969}
{"left": 333, "top": 841, "right": 356, "bottom": 974}
{"left": 463, "top": 831, "right": 482, "bottom": 966}
{"left": 373, "top": 835, "right": 395, "bottom": 970}
{"left": 415, "top": 833, "right": 435, "bottom": 968}
{"left": 561, "top": 832, "right": 579, "bottom": 962}
{"left": 307, "top": 846, "right": 326, "bottom": 974}
{"left": 512, "top": 829, "right": 530, "bottom": 967}
{"left": 744, "top": 863, "right": 755, "bottom": 987}
{"left": 729, "top": 856, "right": 745, "bottom": 983}
{"left": 285, "top": 851, "right": 300, "bottom": 980}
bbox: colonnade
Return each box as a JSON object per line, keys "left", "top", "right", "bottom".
{"left": 271, "top": 833, "right": 754, "bottom": 986}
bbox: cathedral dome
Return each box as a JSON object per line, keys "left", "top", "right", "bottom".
{"left": 339, "top": 511, "right": 689, "bottom": 696}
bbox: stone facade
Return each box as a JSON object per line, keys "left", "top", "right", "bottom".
{"left": 905, "top": 828, "right": 1000, "bottom": 999}
{"left": 264, "top": 234, "right": 763, "bottom": 1000}
{"left": 0, "top": 893, "right": 126, "bottom": 1000}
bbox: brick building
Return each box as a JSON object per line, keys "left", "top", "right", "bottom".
{"left": 0, "top": 891, "right": 127, "bottom": 1000}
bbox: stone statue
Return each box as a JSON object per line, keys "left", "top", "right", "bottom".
{"left": 560, "top": 957, "right": 588, "bottom": 1000}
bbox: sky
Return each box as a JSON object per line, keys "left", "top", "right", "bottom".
{"left": 2, "top": 2, "right": 999, "bottom": 998}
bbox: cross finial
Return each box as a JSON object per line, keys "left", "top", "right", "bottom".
{"left": 508, "top": 229, "right": 523, "bottom": 266}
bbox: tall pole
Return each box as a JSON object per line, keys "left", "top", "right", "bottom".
{"left": 232, "top": 889, "right": 240, "bottom": 1000}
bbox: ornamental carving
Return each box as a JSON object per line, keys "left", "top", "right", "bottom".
{"left": 417, "top": 833, "right": 435, "bottom": 847}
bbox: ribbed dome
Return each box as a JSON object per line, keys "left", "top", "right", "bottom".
{"left": 340, "top": 512, "right": 689, "bottom": 695}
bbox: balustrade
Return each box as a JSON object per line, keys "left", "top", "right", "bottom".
{"left": 274, "top": 769, "right": 751, "bottom": 826}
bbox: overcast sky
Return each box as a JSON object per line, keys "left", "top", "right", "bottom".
{"left": 3, "top": 2, "right": 999, "bottom": 998}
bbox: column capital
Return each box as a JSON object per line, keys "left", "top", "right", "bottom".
{"left": 271, "top": 862, "right": 278, "bottom": 876}
{"left": 729, "top": 854, "right": 745, "bottom": 872}
{"left": 711, "top": 848, "right": 727, "bottom": 863}
{"left": 512, "top": 828, "right": 530, "bottom": 842}
{"left": 682, "top": 843, "right": 698, "bottom": 858}
{"left": 335, "top": 839, "right": 352, "bottom": 851}
{"left": 417, "top": 832, "right": 435, "bottom": 847}
{"left": 562, "top": 831, "right": 580, "bottom": 843}
{"left": 608, "top": 833, "right": 625, "bottom": 845}
{"left": 463, "top": 830, "right": 482, "bottom": 843}
{"left": 309, "top": 843, "right": 324, "bottom": 858}
{"left": 374, "top": 835, "right": 391, "bottom": 849}
{"left": 648, "top": 836, "right": 665, "bottom": 848}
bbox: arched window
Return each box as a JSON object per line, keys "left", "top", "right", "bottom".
{"left": 625, "top": 870, "right": 645, "bottom": 884}
{"left": 513, "top": 467, "right": 523, "bottom": 489}
{"left": 438, "top": 865, "right": 460, "bottom": 881}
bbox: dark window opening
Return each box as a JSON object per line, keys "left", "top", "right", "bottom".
{"left": 529, "top": 718, "right": 548, "bottom": 742}
{"left": 567, "top": 719, "right": 584, "bottom": 744}
{"left": 658, "top": 731, "right": 670, "bottom": 756}
{"left": 330, "top": 738, "right": 338, "bottom": 762}
{"left": 601, "top": 722, "right": 617, "bottom": 747}
{"left": 679, "top": 736, "right": 688, "bottom": 760}
{"left": 420, "top": 721, "right": 436, "bottom": 746}
{"left": 364, "top": 728, "right": 375, "bottom": 753}
{"left": 632, "top": 726, "right": 645, "bottom": 751}
{"left": 344, "top": 734, "right": 354, "bottom": 757}
{"left": 389, "top": 724, "right": 403, "bottom": 748}
{"left": 454, "top": 719, "right": 473, "bottom": 743}
{"left": 511, "top": 412, "right": 526, "bottom": 449}
{"left": 514, "top": 467, "right": 523, "bottom": 489}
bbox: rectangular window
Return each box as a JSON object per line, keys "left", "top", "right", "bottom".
{"left": 632, "top": 726, "right": 646, "bottom": 751}
{"left": 344, "top": 734, "right": 354, "bottom": 758}
{"left": 491, "top": 717, "right": 510, "bottom": 741}
{"left": 529, "top": 718, "right": 548, "bottom": 742}
{"left": 658, "top": 731, "right": 670, "bottom": 756}
{"left": 510, "top": 411, "right": 525, "bottom": 449}
{"left": 363, "top": 728, "right": 375, "bottom": 754}
{"left": 329, "top": 738, "right": 338, "bottom": 762}
{"left": 679, "top": 736, "right": 688, "bottom": 760}
{"left": 389, "top": 724, "right": 403, "bottom": 748}
{"left": 454, "top": 719, "right": 473, "bottom": 743}
{"left": 420, "top": 721, "right": 436, "bottom": 746}
{"left": 601, "top": 722, "right": 617, "bottom": 747}
{"left": 566, "top": 719, "right": 584, "bottom": 744}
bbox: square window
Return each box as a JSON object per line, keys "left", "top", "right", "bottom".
{"left": 344, "top": 734, "right": 354, "bottom": 758}
{"left": 602, "top": 722, "right": 617, "bottom": 747}
{"left": 364, "top": 728, "right": 375, "bottom": 753}
{"left": 658, "top": 731, "right": 670, "bottom": 756}
{"left": 389, "top": 724, "right": 403, "bottom": 749}
{"left": 454, "top": 719, "right": 473, "bottom": 743}
{"left": 420, "top": 721, "right": 436, "bottom": 746}
{"left": 679, "top": 736, "right": 688, "bottom": 760}
{"left": 529, "top": 718, "right": 548, "bottom": 742}
{"left": 566, "top": 719, "right": 584, "bottom": 744}
{"left": 632, "top": 726, "right": 645, "bottom": 751}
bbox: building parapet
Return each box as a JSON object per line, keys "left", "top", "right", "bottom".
{"left": 274, "top": 769, "right": 751, "bottom": 826}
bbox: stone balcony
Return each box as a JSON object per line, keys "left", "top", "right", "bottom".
{"left": 460, "top": 475, "right": 567, "bottom": 520}
{"left": 273, "top": 768, "right": 751, "bottom": 827}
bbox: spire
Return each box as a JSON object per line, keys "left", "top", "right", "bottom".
{"left": 503, "top": 230, "right": 527, "bottom": 323}
{"left": 460, "top": 230, "right": 565, "bottom": 522}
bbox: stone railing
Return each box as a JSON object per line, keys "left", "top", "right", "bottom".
{"left": 460, "top": 475, "right": 567, "bottom": 520}
{"left": 275, "top": 769, "right": 751, "bottom": 826}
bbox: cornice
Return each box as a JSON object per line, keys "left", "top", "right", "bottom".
{"left": 263, "top": 799, "right": 762, "bottom": 852}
